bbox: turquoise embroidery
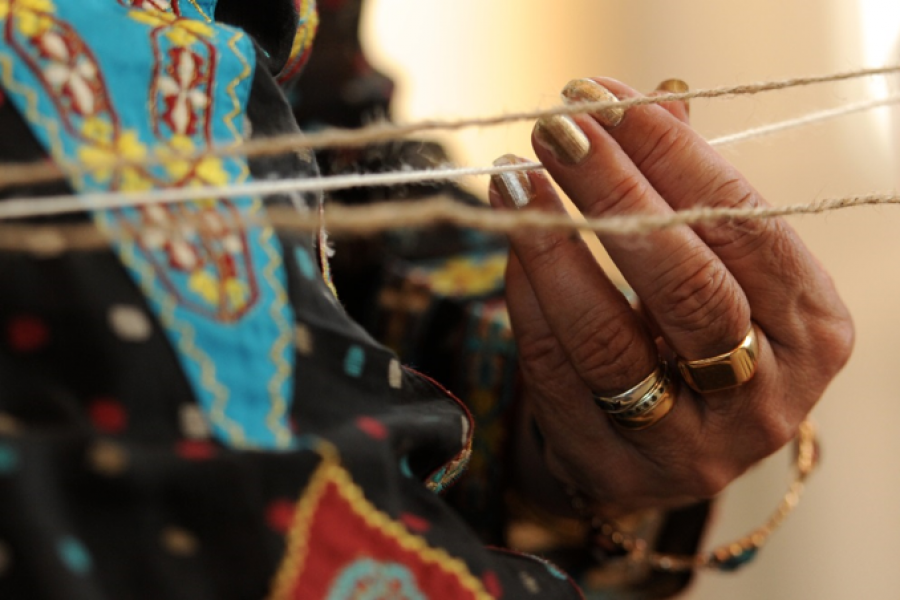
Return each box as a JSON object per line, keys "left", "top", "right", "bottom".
{"left": 326, "top": 559, "right": 426, "bottom": 600}
{"left": 0, "top": 0, "right": 296, "bottom": 449}
{"left": 58, "top": 537, "right": 92, "bottom": 575}
{"left": 343, "top": 345, "right": 365, "bottom": 378}
{"left": 294, "top": 247, "right": 316, "bottom": 280}
{"left": 0, "top": 443, "right": 17, "bottom": 475}
{"left": 399, "top": 455, "right": 413, "bottom": 478}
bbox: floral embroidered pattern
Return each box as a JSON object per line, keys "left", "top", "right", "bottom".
{"left": 0, "top": 0, "right": 297, "bottom": 449}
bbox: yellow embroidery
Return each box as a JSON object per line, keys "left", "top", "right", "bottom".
{"left": 261, "top": 223, "right": 295, "bottom": 448}
{"left": 268, "top": 448, "right": 492, "bottom": 600}
{"left": 187, "top": 270, "right": 249, "bottom": 308}
{"left": 128, "top": 7, "right": 213, "bottom": 39}
{"left": 106, "top": 221, "right": 249, "bottom": 445}
{"left": 77, "top": 130, "right": 147, "bottom": 184}
{"left": 184, "top": 0, "right": 211, "bottom": 22}
{"left": 223, "top": 30, "right": 251, "bottom": 148}
{"left": 414, "top": 254, "right": 508, "bottom": 298}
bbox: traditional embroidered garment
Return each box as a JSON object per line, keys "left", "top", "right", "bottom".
{"left": 0, "top": 0, "right": 588, "bottom": 598}
{"left": 0, "top": 0, "right": 714, "bottom": 598}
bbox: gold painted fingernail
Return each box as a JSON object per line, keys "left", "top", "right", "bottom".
{"left": 491, "top": 154, "right": 534, "bottom": 209}
{"left": 656, "top": 78, "right": 690, "bottom": 114}
{"left": 656, "top": 78, "right": 689, "bottom": 93}
{"left": 534, "top": 115, "right": 590, "bottom": 165}
{"left": 562, "top": 78, "right": 624, "bottom": 128}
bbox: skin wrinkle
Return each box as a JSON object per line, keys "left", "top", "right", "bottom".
{"left": 514, "top": 326, "right": 574, "bottom": 384}
{"left": 648, "top": 253, "right": 748, "bottom": 345}
{"left": 627, "top": 118, "right": 694, "bottom": 184}
{"left": 514, "top": 230, "right": 582, "bottom": 279}
{"left": 562, "top": 307, "right": 654, "bottom": 393}
{"left": 588, "top": 171, "right": 652, "bottom": 220}
{"left": 692, "top": 183, "right": 770, "bottom": 250}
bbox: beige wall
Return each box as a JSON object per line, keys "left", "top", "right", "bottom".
{"left": 364, "top": 1, "right": 900, "bottom": 598}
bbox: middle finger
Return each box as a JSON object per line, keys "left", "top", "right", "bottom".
{"left": 531, "top": 85, "right": 751, "bottom": 362}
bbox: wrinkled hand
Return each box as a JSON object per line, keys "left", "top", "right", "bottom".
{"left": 488, "top": 77, "right": 853, "bottom": 511}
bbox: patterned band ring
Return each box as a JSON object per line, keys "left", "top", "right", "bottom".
{"left": 591, "top": 364, "right": 665, "bottom": 415}
{"left": 610, "top": 366, "right": 678, "bottom": 430}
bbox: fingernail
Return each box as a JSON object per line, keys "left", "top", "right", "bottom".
{"left": 491, "top": 155, "right": 534, "bottom": 209}
{"left": 561, "top": 78, "right": 624, "bottom": 128}
{"left": 534, "top": 115, "right": 590, "bottom": 165}
{"left": 656, "top": 78, "right": 690, "bottom": 114}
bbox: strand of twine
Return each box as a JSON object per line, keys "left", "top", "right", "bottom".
{"left": 707, "top": 93, "right": 900, "bottom": 147}
{"left": 1, "top": 64, "right": 898, "bottom": 190}
{"left": 3, "top": 193, "right": 899, "bottom": 254}
{"left": 1, "top": 90, "right": 897, "bottom": 222}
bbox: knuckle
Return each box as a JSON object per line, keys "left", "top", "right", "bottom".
{"left": 563, "top": 308, "right": 652, "bottom": 391}
{"left": 594, "top": 171, "right": 647, "bottom": 215}
{"left": 781, "top": 277, "right": 855, "bottom": 380}
{"left": 807, "top": 291, "right": 856, "bottom": 376}
{"left": 514, "top": 233, "right": 579, "bottom": 280}
{"left": 631, "top": 120, "right": 692, "bottom": 175}
{"left": 694, "top": 178, "right": 771, "bottom": 254}
{"left": 517, "top": 328, "right": 569, "bottom": 375}
{"left": 825, "top": 310, "right": 855, "bottom": 373}
{"left": 647, "top": 252, "right": 747, "bottom": 339}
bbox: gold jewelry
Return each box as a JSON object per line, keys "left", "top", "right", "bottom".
{"left": 592, "top": 365, "right": 664, "bottom": 414}
{"left": 677, "top": 324, "right": 760, "bottom": 394}
{"left": 579, "top": 420, "right": 819, "bottom": 572}
{"left": 598, "top": 364, "right": 678, "bottom": 431}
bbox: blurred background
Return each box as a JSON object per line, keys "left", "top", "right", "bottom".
{"left": 360, "top": 1, "right": 900, "bottom": 598}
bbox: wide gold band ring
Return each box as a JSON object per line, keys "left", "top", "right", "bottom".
{"left": 593, "top": 363, "right": 678, "bottom": 430}
{"left": 677, "top": 324, "right": 760, "bottom": 394}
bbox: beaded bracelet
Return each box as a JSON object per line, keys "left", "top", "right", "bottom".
{"left": 570, "top": 420, "right": 819, "bottom": 573}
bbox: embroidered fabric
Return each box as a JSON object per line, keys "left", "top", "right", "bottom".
{"left": 0, "top": 1, "right": 586, "bottom": 598}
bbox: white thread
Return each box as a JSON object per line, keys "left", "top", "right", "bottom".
{"left": 0, "top": 92, "right": 894, "bottom": 222}
{"left": 708, "top": 93, "right": 900, "bottom": 147}
{"left": 2, "top": 64, "right": 899, "bottom": 190}
{"left": 0, "top": 163, "right": 539, "bottom": 220}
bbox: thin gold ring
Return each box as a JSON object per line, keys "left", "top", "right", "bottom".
{"left": 592, "top": 363, "right": 678, "bottom": 430}
{"left": 591, "top": 365, "right": 663, "bottom": 414}
{"left": 611, "top": 366, "right": 678, "bottom": 430}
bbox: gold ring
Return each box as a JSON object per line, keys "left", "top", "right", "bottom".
{"left": 677, "top": 324, "right": 760, "bottom": 394}
{"left": 593, "top": 363, "right": 678, "bottom": 430}
{"left": 591, "top": 365, "right": 664, "bottom": 414}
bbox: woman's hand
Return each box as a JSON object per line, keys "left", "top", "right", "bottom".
{"left": 489, "top": 77, "right": 853, "bottom": 512}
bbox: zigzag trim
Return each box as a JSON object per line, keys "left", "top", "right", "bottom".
{"left": 259, "top": 216, "right": 295, "bottom": 449}
{"left": 111, "top": 216, "right": 248, "bottom": 445}
{"left": 268, "top": 453, "right": 492, "bottom": 600}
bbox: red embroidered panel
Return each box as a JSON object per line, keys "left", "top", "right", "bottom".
{"left": 270, "top": 462, "right": 493, "bottom": 600}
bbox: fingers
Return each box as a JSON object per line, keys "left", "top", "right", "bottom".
{"left": 559, "top": 77, "right": 848, "bottom": 362}
{"left": 532, "top": 84, "right": 752, "bottom": 362}
{"left": 488, "top": 76, "right": 853, "bottom": 509}
{"left": 651, "top": 78, "right": 690, "bottom": 124}
{"left": 488, "top": 158, "right": 656, "bottom": 395}
{"left": 502, "top": 236, "right": 710, "bottom": 506}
